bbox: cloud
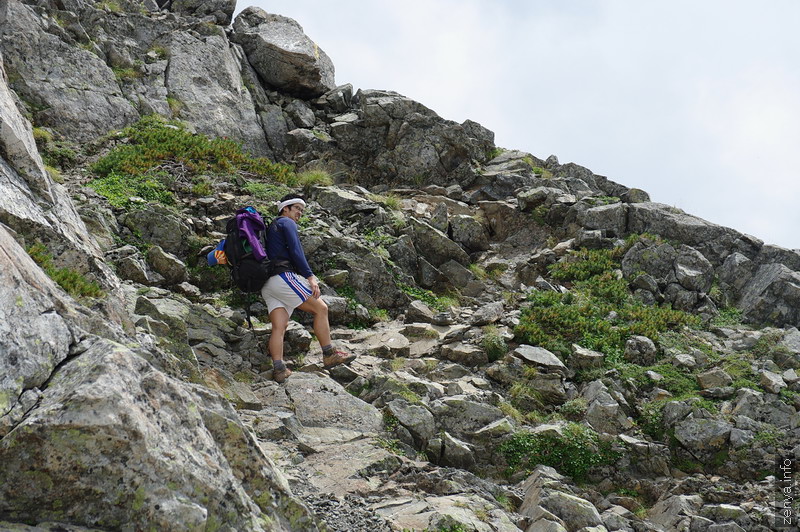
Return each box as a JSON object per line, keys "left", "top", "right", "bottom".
{"left": 235, "top": 1, "right": 800, "bottom": 248}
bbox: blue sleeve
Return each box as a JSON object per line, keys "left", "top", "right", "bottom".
{"left": 280, "top": 218, "right": 313, "bottom": 278}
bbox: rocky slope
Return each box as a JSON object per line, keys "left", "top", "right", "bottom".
{"left": 1, "top": 1, "right": 798, "bottom": 531}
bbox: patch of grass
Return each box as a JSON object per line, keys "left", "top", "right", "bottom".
{"left": 499, "top": 423, "right": 619, "bottom": 482}
{"left": 530, "top": 166, "right": 554, "bottom": 179}
{"left": 44, "top": 165, "right": 63, "bottom": 184}
{"left": 373, "top": 437, "right": 404, "bottom": 456}
{"left": 148, "top": 45, "right": 169, "bottom": 60}
{"left": 710, "top": 306, "right": 744, "bottom": 328}
{"left": 27, "top": 243, "right": 104, "bottom": 299}
{"left": 396, "top": 281, "right": 456, "bottom": 312}
{"left": 296, "top": 169, "right": 332, "bottom": 192}
{"left": 559, "top": 398, "right": 588, "bottom": 421}
{"left": 112, "top": 67, "right": 141, "bottom": 81}
{"left": 482, "top": 325, "right": 508, "bottom": 362}
{"left": 166, "top": 96, "right": 183, "bottom": 117}
{"left": 469, "top": 263, "right": 488, "bottom": 280}
{"left": 244, "top": 181, "right": 292, "bottom": 203}
{"left": 98, "top": 0, "right": 122, "bottom": 12}
{"left": 485, "top": 147, "right": 504, "bottom": 159}
{"left": 88, "top": 171, "right": 175, "bottom": 208}
{"left": 89, "top": 116, "right": 297, "bottom": 208}
{"left": 515, "top": 241, "right": 700, "bottom": 360}
{"left": 191, "top": 178, "right": 213, "bottom": 197}
{"left": 723, "top": 357, "right": 761, "bottom": 391}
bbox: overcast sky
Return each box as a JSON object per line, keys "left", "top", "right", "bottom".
{"left": 234, "top": 1, "right": 800, "bottom": 250}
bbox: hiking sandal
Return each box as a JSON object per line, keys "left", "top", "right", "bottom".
{"left": 322, "top": 349, "right": 357, "bottom": 369}
{"left": 273, "top": 367, "right": 292, "bottom": 383}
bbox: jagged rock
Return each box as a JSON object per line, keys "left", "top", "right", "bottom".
{"left": 516, "top": 186, "right": 565, "bottom": 212}
{"left": 121, "top": 205, "right": 193, "bottom": 257}
{"left": 441, "top": 342, "right": 487, "bottom": 367}
{"left": 700, "top": 504, "right": 751, "bottom": 529}
{"left": 760, "top": 370, "right": 786, "bottom": 394}
{"left": 570, "top": 344, "right": 605, "bottom": 369}
{"left": 440, "top": 259, "right": 474, "bottom": 288}
{"left": 146, "top": 245, "right": 188, "bottom": 286}
{"left": 168, "top": 0, "right": 237, "bottom": 24}
{"left": 674, "top": 418, "right": 733, "bottom": 456}
{"left": 313, "top": 186, "right": 380, "bottom": 216}
{"left": 449, "top": 214, "right": 489, "bottom": 251}
{"left": 470, "top": 301, "right": 504, "bottom": 326}
{"left": 0, "top": 1, "right": 139, "bottom": 142}
{"left": 163, "top": 31, "right": 270, "bottom": 156}
{"left": 284, "top": 373, "right": 383, "bottom": 433}
{"left": 697, "top": 369, "right": 733, "bottom": 390}
{"left": 520, "top": 467, "right": 604, "bottom": 531}
{"left": 363, "top": 329, "right": 411, "bottom": 358}
{"left": 512, "top": 345, "right": 568, "bottom": 377}
{"left": 0, "top": 226, "right": 75, "bottom": 424}
{"left": 0, "top": 338, "right": 318, "bottom": 530}
{"left": 738, "top": 263, "right": 800, "bottom": 327}
{"left": 675, "top": 245, "right": 714, "bottom": 292}
{"left": 583, "top": 380, "right": 634, "bottom": 434}
{"left": 624, "top": 335, "right": 658, "bottom": 365}
{"left": 409, "top": 217, "right": 470, "bottom": 267}
{"left": 621, "top": 241, "right": 678, "bottom": 287}
{"left": 649, "top": 495, "right": 703, "bottom": 531}
{"left": 627, "top": 202, "right": 740, "bottom": 265}
{"left": 431, "top": 397, "right": 504, "bottom": 437}
{"left": 337, "top": 89, "right": 493, "bottom": 187}
{"left": 386, "top": 399, "right": 435, "bottom": 447}
{"left": 406, "top": 300, "right": 435, "bottom": 323}
{"left": 578, "top": 202, "right": 627, "bottom": 237}
{"left": 116, "top": 254, "right": 151, "bottom": 285}
{"left": 232, "top": 8, "right": 335, "bottom": 98}
{"left": 440, "top": 432, "right": 475, "bottom": 469}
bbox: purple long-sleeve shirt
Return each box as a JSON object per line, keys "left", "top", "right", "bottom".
{"left": 266, "top": 216, "right": 313, "bottom": 278}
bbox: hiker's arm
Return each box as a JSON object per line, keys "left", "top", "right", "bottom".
{"left": 282, "top": 220, "right": 314, "bottom": 278}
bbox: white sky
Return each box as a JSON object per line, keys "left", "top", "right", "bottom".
{"left": 234, "top": 1, "right": 800, "bottom": 250}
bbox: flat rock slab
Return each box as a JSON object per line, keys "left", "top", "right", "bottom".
{"left": 284, "top": 372, "right": 382, "bottom": 432}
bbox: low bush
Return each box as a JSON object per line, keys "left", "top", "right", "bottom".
{"left": 499, "top": 423, "right": 619, "bottom": 481}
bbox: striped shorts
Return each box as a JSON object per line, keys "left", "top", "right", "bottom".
{"left": 261, "top": 271, "right": 313, "bottom": 316}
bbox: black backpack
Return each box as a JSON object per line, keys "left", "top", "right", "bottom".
{"left": 223, "top": 215, "right": 273, "bottom": 294}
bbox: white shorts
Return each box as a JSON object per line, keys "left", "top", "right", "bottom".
{"left": 261, "top": 272, "right": 313, "bottom": 316}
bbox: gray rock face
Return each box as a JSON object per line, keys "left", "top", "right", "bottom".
{"left": 627, "top": 202, "right": 741, "bottom": 265}
{"left": 449, "top": 214, "right": 489, "bottom": 251}
{"left": 409, "top": 217, "right": 470, "bottom": 267}
{"left": 0, "top": 1, "right": 139, "bottom": 142}
{"left": 0, "top": 226, "right": 74, "bottom": 423}
{"left": 0, "top": 338, "right": 317, "bottom": 530}
{"left": 330, "top": 89, "right": 494, "bottom": 187}
{"left": 169, "top": 0, "right": 237, "bottom": 24}
{"left": 738, "top": 263, "right": 800, "bottom": 327}
{"left": 121, "top": 205, "right": 193, "bottom": 257}
{"left": 232, "top": 8, "right": 335, "bottom": 98}
{"left": 163, "top": 31, "right": 270, "bottom": 156}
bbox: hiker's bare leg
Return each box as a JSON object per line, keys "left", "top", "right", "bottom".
{"left": 268, "top": 307, "right": 290, "bottom": 361}
{"left": 297, "top": 297, "right": 331, "bottom": 347}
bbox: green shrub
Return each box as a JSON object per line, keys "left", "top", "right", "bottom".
{"left": 559, "top": 398, "right": 588, "bottom": 421}
{"left": 396, "top": 281, "right": 456, "bottom": 311}
{"left": 88, "top": 171, "right": 174, "bottom": 208}
{"left": 27, "top": 243, "right": 104, "bottom": 299}
{"left": 499, "top": 423, "right": 619, "bottom": 481}
{"left": 296, "top": 169, "right": 332, "bottom": 191}
{"left": 515, "top": 242, "right": 701, "bottom": 360}
{"left": 482, "top": 325, "right": 508, "bottom": 362}
{"left": 92, "top": 115, "right": 294, "bottom": 182}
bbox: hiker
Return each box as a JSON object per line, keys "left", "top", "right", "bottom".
{"left": 262, "top": 193, "right": 356, "bottom": 382}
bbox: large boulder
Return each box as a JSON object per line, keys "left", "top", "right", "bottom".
{"left": 232, "top": 8, "right": 336, "bottom": 98}
{"left": 737, "top": 263, "right": 800, "bottom": 327}
{"left": 162, "top": 30, "right": 270, "bottom": 156}
{"left": 409, "top": 217, "right": 470, "bottom": 267}
{"left": 0, "top": 338, "right": 318, "bottom": 530}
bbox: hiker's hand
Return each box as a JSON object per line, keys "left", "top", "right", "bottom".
{"left": 308, "top": 276, "right": 321, "bottom": 299}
